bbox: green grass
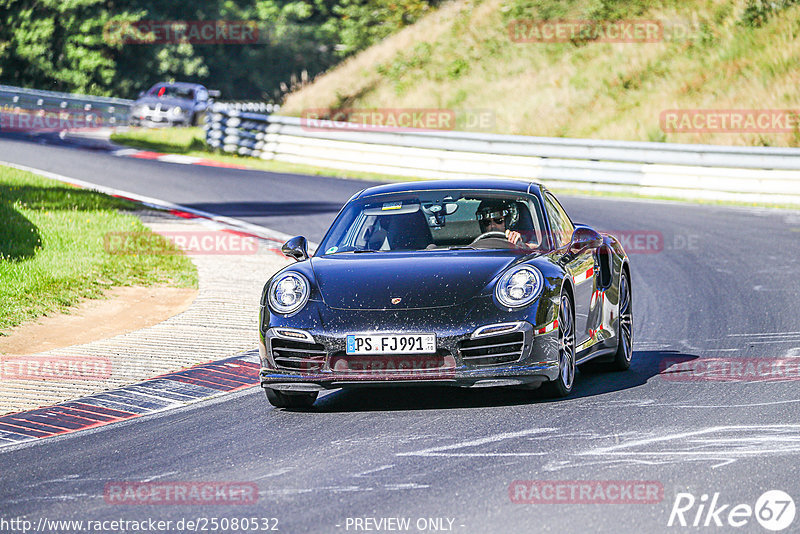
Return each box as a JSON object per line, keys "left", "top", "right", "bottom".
{"left": 281, "top": 0, "right": 800, "bottom": 147}
{"left": 110, "top": 127, "right": 207, "bottom": 154}
{"left": 0, "top": 166, "right": 198, "bottom": 334}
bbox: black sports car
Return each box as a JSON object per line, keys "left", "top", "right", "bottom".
{"left": 259, "top": 179, "right": 632, "bottom": 408}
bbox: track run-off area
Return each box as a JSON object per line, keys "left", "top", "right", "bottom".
{"left": 1, "top": 134, "right": 800, "bottom": 532}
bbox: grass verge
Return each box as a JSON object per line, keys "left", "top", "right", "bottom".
{"left": 111, "top": 127, "right": 800, "bottom": 211}
{"left": 281, "top": 0, "right": 800, "bottom": 148}
{"left": 0, "top": 165, "right": 198, "bottom": 334}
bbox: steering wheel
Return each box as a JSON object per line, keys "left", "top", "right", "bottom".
{"left": 470, "top": 231, "right": 509, "bottom": 246}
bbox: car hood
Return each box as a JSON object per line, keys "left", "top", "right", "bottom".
{"left": 310, "top": 251, "right": 528, "bottom": 310}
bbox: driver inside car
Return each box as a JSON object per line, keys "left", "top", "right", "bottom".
{"left": 476, "top": 200, "right": 537, "bottom": 249}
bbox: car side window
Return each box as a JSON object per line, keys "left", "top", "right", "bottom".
{"left": 544, "top": 193, "right": 574, "bottom": 248}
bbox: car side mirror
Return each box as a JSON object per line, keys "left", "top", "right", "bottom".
{"left": 208, "top": 89, "right": 221, "bottom": 98}
{"left": 138, "top": 91, "right": 144, "bottom": 98}
{"left": 568, "top": 227, "right": 603, "bottom": 255}
{"left": 282, "top": 236, "right": 309, "bottom": 262}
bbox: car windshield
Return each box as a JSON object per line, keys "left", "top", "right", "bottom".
{"left": 317, "top": 189, "right": 549, "bottom": 255}
{"left": 147, "top": 85, "right": 195, "bottom": 99}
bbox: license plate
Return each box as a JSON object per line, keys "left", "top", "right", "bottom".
{"left": 346, "top": 334, "right": 436, "bottom": 355}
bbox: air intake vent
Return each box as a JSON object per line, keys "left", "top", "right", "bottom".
{"left": 459, "top": 332, "right": 524, "bottom": 366}
{"left": 270, "top": 338, "right": 326, "bottom": 372}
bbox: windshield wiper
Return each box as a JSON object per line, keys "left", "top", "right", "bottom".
{"left": 446, "top": 245, "right": 478, "bottom": 250}
{"left": 328, "top": 249, "right": 378, "bottom": 254}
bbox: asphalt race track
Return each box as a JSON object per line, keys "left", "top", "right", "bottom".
{"left": 1, "top": 135, "right": 800, "bottom": 532}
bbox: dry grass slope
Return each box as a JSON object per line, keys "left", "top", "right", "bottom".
{"left": 282, "top": 0, "right": 800, "bottom": 146}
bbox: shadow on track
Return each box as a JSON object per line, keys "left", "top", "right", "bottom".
{"left": 184, "top": 201, "right": 344, "bottom": 217}
{"left": 280, "top": 350, "right": 698, "bottom": 413}
{"left": 0, "top": 131, "right": 113, "bottom": 151}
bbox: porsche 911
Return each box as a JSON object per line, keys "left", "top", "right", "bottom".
{"left": 258, "top": 179, "right": 631, "bottom": 408}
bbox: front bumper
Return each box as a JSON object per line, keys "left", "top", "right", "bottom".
{"left": 259, "top": 321, "right": 560, "bottom": 392}
{"left": 130, "top": 111, "right": 189, "bottom": 126}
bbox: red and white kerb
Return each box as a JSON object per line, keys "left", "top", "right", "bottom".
{"left": 536, "top": 269, "right": 596, "bottom": 335}
{"left": 590, "top": 289, "right": 605, "bottom": 307}
{"left": 537, "top": 320, "right": 558, "bottom": 335}
{"left": 572, "top": 267, "right": 594, "bottom": 285}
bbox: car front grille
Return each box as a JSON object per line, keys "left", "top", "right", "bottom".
{"left": 458, "top": 332, "right": 525, "bottom": 366}
{"left": 270, "top": 338, "right": 327, "bottom": 372}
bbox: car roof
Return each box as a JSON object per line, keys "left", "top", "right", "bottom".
{"left": 149, "top": 82, "right": 206, "bottom": 90}
{"left": 355, "top": 179, "right": 543, "bottom": 199}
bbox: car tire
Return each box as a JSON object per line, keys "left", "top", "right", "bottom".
{"left": 609, "top": 271, "right": 633, "bottom": 371}
{"left": 541, "top": 292, "right": 575, "bottom": 398}
{"left": 264, "top": 388, "right": 318, "bottom": 409}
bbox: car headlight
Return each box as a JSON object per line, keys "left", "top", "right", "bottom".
{"left": 268, "top": 272, "right": 310, "bottom": 315}
{"left": 495, "top": 266, "right": 543, "bottom": 308}
{"left": 168, "top": 106, "right": 185, "bottom": 117}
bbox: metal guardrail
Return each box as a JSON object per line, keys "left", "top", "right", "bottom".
{"left": 213, "top": 102, "right": 280, "bottom": 114}
{"left": 0, "top": 85, "right": 282, "bottom": 129}
{"left": 0, "top": 84, "right": 133, "bottom": 127}
{"left": 205, "top": 106, "right": 800, "bottom": 204}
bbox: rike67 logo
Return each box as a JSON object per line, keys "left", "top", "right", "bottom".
{"left": 668, "top": 490, "right": 795, "bottom": 531}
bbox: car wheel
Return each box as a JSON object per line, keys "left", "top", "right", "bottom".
{"left": 609, "top": 271, "right": 633, "bottom": 370}
{"left": 264, "top": 388, "right": 318, "bottom": 409}
{"left": 542, "top": 292, "right": 575, "bottom": 397}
